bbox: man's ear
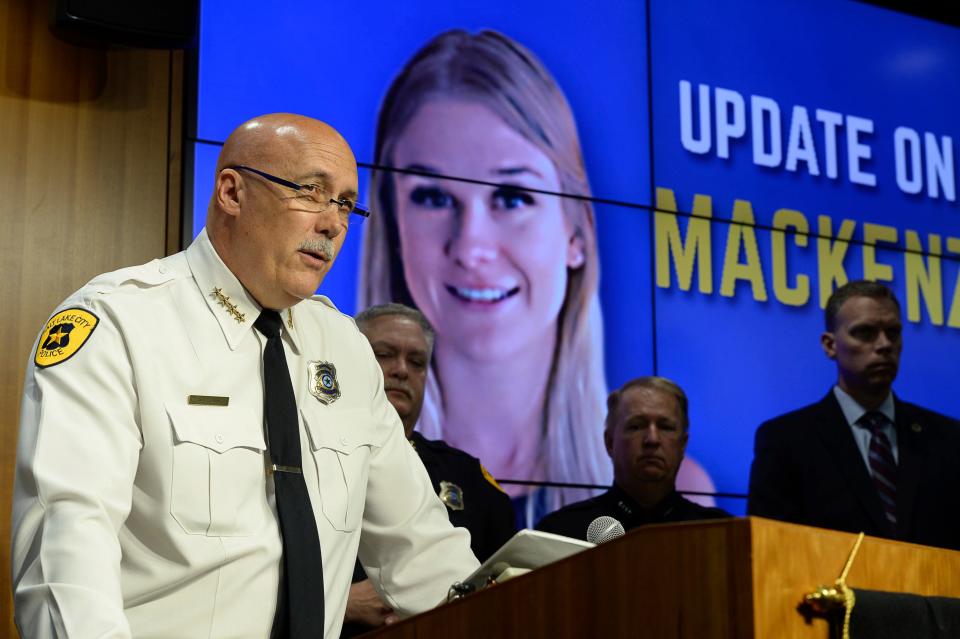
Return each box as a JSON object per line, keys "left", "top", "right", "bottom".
{"left": 821, "top": 331, "right": 837, "bottom": 359}
{"left": 567, "top": 228, "right": 585, "bottom": 269}
{"left": 216, "top": 168, "right": 243, "bottom": 218}
{"left": 603, "top": 427, "right": 614, "bottom": 457}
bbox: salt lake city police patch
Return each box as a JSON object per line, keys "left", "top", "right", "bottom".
{"left": 480, "top": 464, "right": 507, "bottom": 494}
{"left": 34, "top": 308, "right": 99, "bottom": 368}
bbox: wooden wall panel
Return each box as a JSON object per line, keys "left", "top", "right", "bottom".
{"left": 0, "top": 0, "right": 183, "bottom": 634}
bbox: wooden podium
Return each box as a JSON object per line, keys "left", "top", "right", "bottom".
{"left": 367, "top": 517, "right": 960, "bottom": 638}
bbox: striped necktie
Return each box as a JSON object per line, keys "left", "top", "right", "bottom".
{"left": 860, "top": 411, "right": 898, "bottom": 528}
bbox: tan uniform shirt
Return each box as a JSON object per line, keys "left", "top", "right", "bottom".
{"left": 11, "top": 229, "right": 478, "bottom": 638}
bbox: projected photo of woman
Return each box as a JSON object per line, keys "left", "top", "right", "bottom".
{"left": 359, "top": 29, "right": 714, "bottom": 524}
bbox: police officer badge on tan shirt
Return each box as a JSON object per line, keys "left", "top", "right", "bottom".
{"left": 439, "top": 481, "right": 464, "bottom": 511}
{"left": 35, "top": 308, "right": 99, "bottom": 368}
{"left": 308, "top": 361, "right": 341, "bottom": 405}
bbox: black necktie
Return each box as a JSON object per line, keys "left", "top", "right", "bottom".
{"left": 255, "top": 310, "right": 325, "bottom": 638}
{"left": 860, "top": 411, "right": 898, "bottom": 528}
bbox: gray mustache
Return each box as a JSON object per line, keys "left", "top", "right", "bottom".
{"left": 299, "top": 238, "right": 335, "bottom": 261}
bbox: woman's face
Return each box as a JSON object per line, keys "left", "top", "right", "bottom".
{"left": 391, "top": 100, "right": 584, "bottom": 362}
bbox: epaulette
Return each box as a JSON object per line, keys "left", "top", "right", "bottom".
{"left": 309, "top": 294, "right": 340, "bottom": 311}
{"left": 307, "top": 294, "right": 363, "bottom": 334}
{"left": 82, "top": 256, "right": 181, "bottom": 300}
{"left": 416, "top": 434, "right": 478, "bottom": 462}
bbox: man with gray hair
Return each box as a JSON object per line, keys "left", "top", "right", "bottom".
{"left": 342, "top": 303, "right": 515, "bottom": 636}
{"left": 354, "top": 303, "right": 436, "bottom": 436}
{"left": 536, "top": 376, "right": 729, "bottom": 540}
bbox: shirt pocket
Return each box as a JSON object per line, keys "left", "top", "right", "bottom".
{"left": 166, "top": 403, "right": 269, "bottom": 537}
{"left": 301, "top": 406, "right": 382, "bottom": 532}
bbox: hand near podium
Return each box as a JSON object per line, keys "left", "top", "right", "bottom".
{"left": 344, "top": 579, "right": 400, "bottom": 628}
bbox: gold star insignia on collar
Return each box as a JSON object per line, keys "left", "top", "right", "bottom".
{"left": 211, "top": 287, "right": 246, "bottom": 324}
{"left": 287, "top": 308, "right": 294, "bottom": 329}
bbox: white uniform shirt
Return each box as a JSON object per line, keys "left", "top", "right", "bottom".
{"left": 11, "top": 229, "right": 479, "bottom": 638}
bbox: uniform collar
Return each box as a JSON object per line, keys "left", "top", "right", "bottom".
{"left": 409, "top": 431, "right": 425, "bottom": 449}
{"left": 285, "top": 305, "right": 303, "bottom": 353}
{"left": 186, "top": 228, "right": 303, "bottom": 353}
{"left": 608, "top": 483, "right": 684, "bottom": 523}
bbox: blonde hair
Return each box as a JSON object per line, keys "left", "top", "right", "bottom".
{"left": 359, "top": 29, "right": 609, "bottom": 509}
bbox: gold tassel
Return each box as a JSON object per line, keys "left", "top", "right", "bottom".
{"left": 802, "top": 532, "right": 865, "bottom": 639}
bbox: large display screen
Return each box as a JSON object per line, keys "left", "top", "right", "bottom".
{"left": 188, "top": 0, "right": 960, "bottom": 515}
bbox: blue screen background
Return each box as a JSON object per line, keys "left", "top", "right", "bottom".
{"left": 650, "top": 0, "right": 960, "bottom": 510}
{"left": 189, "top": 0, "right": 960, "bottom": 515}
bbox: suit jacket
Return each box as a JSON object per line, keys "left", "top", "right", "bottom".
{"left": 748, "top": 390, "right": 960, "bottom": 550}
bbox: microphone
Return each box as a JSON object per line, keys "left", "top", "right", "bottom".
{"left": 586, "top": 516, "right": 625, "bottom": 544}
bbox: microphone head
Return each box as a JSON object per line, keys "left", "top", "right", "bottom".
{"left": 586, "top": 516, "right": 625, "bottom": 544}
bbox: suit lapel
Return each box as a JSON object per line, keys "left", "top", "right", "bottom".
{"left": 812, "top": 392, "right": 891, "bottom": 534}
{"left": 892, "top": 397, "right": 926, "bottom": 538}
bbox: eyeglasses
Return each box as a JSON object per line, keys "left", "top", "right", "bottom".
{"left": 225, "top": 164, "right": 371, "bottom": 223}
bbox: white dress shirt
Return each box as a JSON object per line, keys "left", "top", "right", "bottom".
{"left": 833, "top": 385, "right": 899, "bottom": 467}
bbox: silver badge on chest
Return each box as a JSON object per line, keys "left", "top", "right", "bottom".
{"left": 308, "top": 361, "right": 341, "bottom": 405}
{"left": 439, "top": 481, "right": 464, "bottom": 511}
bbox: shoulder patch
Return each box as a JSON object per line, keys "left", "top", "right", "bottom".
{"left": 480, "top": 464, "right": 507, "bottom": 494}
{"left": 34, "top": 308, "right": 99, "bottom": 368}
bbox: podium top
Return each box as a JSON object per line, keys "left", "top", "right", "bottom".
{"left": 368, "top": 517, "right": 960, "bottom": 639}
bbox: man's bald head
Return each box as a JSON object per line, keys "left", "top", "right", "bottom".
{"left": 206, "top": 113, "right": 359, "bottom": 310}
{"left": 210, "top": 114, "right": 356, "bottom": 225}
{"left": 214, "top": 114, "right": 354, "bottom": 178}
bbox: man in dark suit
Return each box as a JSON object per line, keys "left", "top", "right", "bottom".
{"left": 748, "top": 280, "right": 960, "bottom": 550}
{"left": 537, "top": 376, "right": 729, "bottom": 540}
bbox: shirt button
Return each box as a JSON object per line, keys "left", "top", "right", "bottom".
{"left": 340, "top": 436, "right": 349, "bottom": 446}
{"left": 215, "top": 434, "right": 224, "bottom": 444}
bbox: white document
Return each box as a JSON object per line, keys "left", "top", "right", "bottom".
{"left": 461, "top": 529, "right": 594, "bottom": 591}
